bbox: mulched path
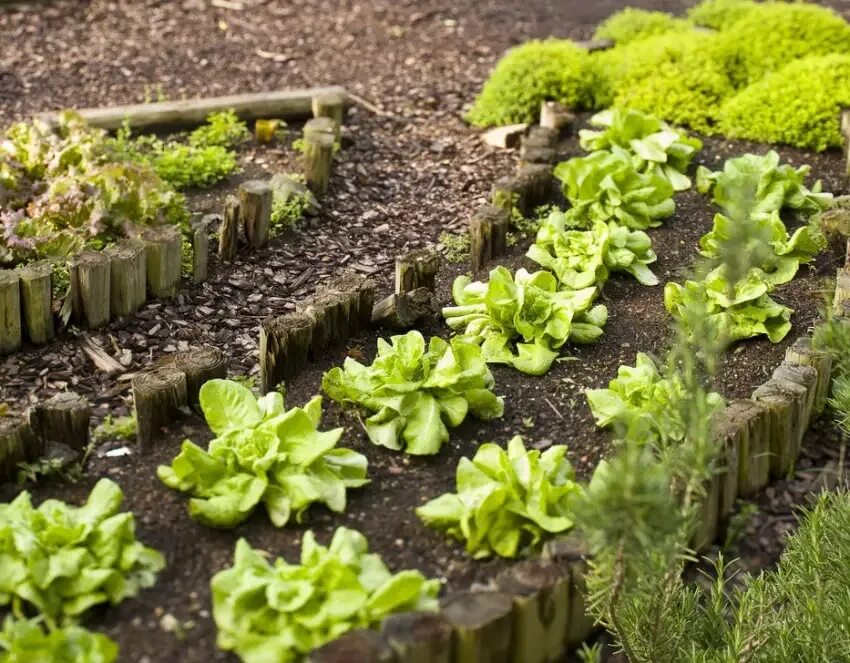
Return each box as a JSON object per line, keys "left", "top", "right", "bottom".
{"left": 2, "top": 1, "right": 850, "bottom": 661}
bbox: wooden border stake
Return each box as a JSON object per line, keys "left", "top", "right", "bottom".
{"left": 0, "top": 269, "right": 22, "bottom": 355}
{"left": 105, "top": 239, "right": 147, "bottom": 318}
{"left": 259, "top": 312, "right": 313, "bottom": 393}
{"left": 175, "top": 346, "right": 228, "bottom": 407}
{"left": 239, "top": 181, "right": 273, "bottom": 250}
{"left": 19, "top": 260, "right": 54, "bottom": 345}
{"left": 395, "top": 249, "right": 440, "bottom": 294}
{"left": 70, "top": 250, "right": 111, "bottom": 329}
{"left": 132, "top": 367, "right": 187, "bottom": 452}
{"left": 441, "top": 591, "right": 514, "bottom": 663}
{"left": 143, "top": 226, "right": 182, "bottom": 298}
{"left": 312, "top": 92, "right": 345, "bottom": 141}
{"left": 29, "top": 392, "right": 91, "bottom": 452}
{"left": 381, "top": 612, "right": 452, "bottom": 663}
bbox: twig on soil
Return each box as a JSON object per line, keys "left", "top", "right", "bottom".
{"left": 347, "top": 91, "right": 399, "bottom": 120}
{"left": 544, "top": 397, "right": 565, "bottom": 421}
{"left": 79, "top": 335, "right": 125, "bottom": 375}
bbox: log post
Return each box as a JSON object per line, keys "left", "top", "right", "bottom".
{"left": 19, "top": 260, "right": 54, "bottom": 345}
{"left": 381, "top": 612, "right": 452, "bottom": 663}
{"left": 786, "top": 336, "right": 831, "bottom": 415}
{"left": 691, "top": 471, "right": 721, "bottom": 553}
{"left": 219, "top": 195, "right": 241, "bottom": 261}
{"left": 0, "top": 417, "right": 37, "bottom": 484}
{"left": 714, "top": 415, "right": 740, "bottom": 526}
{"left": 308, "top": 629, "right": 396, "bottom": 663}
{"left": 191, "top": 215, "right": 214, "bottom": 284}
{"left": 132, "top": 367, "right": 187, "bottom": 452}
{"left": 0, "top": 270, "right": 22, "bottom": 355}
{"left": 371, "top": 289, "right": 435, "bottom": 329}
{"left": 495, "top": 558, "right": 570, "bottom": 663}
{"left": 470, "top": 205, "right": 510, "bottom": 272}
{"left": 752, "top": 380, "right": 804, "bottom": 480}
{"left": 327, "top": 272, "right": 375, "bottom": 332}
{"left": 302, "top": 300, "right": 331, "bottom": 355}
{"left": 143, "top": 226, "right": 182, "bottom": 298}
{"left": 540, "top": 101, "right": 574, "bottom": 136}
{"left": 312, "top": 92, "right": 345, "bottom": 141}
{"left": 303, "top": 130, "right": 335, "bottom": 196}
{"left": 174, "top": 346, "right": 228, "bottom": 407}
{"left": 772, "top": 363, "right": 818, "bottom": 436}
{"left": 395, "top": 249, "right": 440, "bottom": 294}
{"left": 491, "top": 177, "right": 523, "bottom": 214}
{"left": 70, "top": 250, "right": 111, "bottom": 329}
{"left": 441, "top": 591, "right": 514, "bottom": 663}
{"left": 843, "top": 109, "right": 850, "bottom": 179}
{"left": 516, "top": 163, "right": 553, "bottom": 212}
{"left": 29, "top": 391, "right": 91, "bottom": 453}
{"left": 726, "top": 399, "right": 770, "bottom": 496}
{"left": 239, "top": 180, "right": 273, "bottom": 250}
{"left": 834, "top": 268, "right": 850, "bottom": 314}
{"left": 105, "top": 239, "right": 147, "bottom": 318}
{"left": 259, "top": 312, "right": 313, "bottom": 393}
{"left": 301, "top": 292, "right": 349, "bottom": 353}
{"left": 542, "top": 534, "right": 596, "bottom": 647}
{"left": 520, "top": 126, "right": 558, "bottom": 166}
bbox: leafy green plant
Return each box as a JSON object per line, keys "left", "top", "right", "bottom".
{"left": 593, "top": 8, "right": 690, "bottom": 46}
{"left": 188, "top": 110, "right": 250, "bottom": 149}
{"left": 323, "top": 332, "right": 503, "bottom": 455}
{"left": 578, "top": 108, "right": 702, "bottom": 191}
{"left": 92, "top": 414, "right": 137, "bottom": 442}
{"left": 416, "top": 435, "right": 583, "bottom": 559}
{"left": 442, "top": 267, "right": 607, "bottom": 375}
{"left": 157, "top": 380, "right": 368, "bottom": 528}
{"left": 527, "top": 210, "right": 658, "bottom": 288}
{"left": 0, "top": 617, "right": 117, "bottom": 663}
{"left": 696, "top": 151, "right": 833, "bottom": 218}
{"left": 0, "top": 478, "right": 164, "bottom": 625}
{"left": 686, "top": 0, "right": 757, "bottom": 30}
{"left": 269, "top": 174, "right": 318, "bottom": 235}
{"left": 211, "top": 528, "right": 439, "bottom": 663}
{"left": 438, "top": 231, "right": 470, "bottom": 264}
{"left": 586, "top": 352, "right": 725, "bottom": 445}
{"left": 554, "top": 150, "right": 675, "bottom": 230}
{"left": 16, "top": 457, "right": 82, "bottom": 485}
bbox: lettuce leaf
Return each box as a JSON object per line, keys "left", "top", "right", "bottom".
{"left": 0, "top": 617, "right": 117, "bottom": 663}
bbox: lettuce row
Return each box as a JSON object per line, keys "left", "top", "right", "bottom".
{"left": 0, "top": 617, "right": 117, "bottom": 663}
{"left": 0, "top": 479, "right": 164, "bottom": 624}
{"left": 528, "top": 210, "right": 659, "bottom": 288}
{"left": 579, "top": 108, "right": 703, "bottom": 191}
{"left": 158, "top": 380, "right": 368, "bottom": 529}
{"left": 586, "top": 352, "right": 726, "bottom": 444}
{"left": 416, "top": 436, "right": 583, "bottom": 559}
{"left": 322, "top": 331, "right": 504, "bottom": 455}
{"left": 211, "top": 528, "right": 440, "bottom": 663}
{"left": 442, "top": 267, "right": 608, "bottom": 376}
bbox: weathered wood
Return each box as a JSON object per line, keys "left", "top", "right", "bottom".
{"left": 395, "top": 249, "right": 440, "bottom": 294}
{"left": 519, "top": 146, "right": 557, "bottom": 168}
{"left": 727, "top": 399, "right": 770, "bottom": 496}
{"left": 303, "top": 130, "right": 335, "bottom": 196}
{"left": 143, "top": 226, "right": 182, "bottom": 298}
{"left": 772, "top": 363, "right": 818, "bottom": 437}
{"left": 304, "top": 116, "right": 337, "bottom": 140}
{"left": 0, "top": 417, "right": 37, "bottom": 484}
{"left": 132, "top": 367, "right": 187, "bottom": 452}
{"left": 785, "top": 336, "right": 831, "bottom": 415}
{"left": 0, "top": 270, "right": 22, "bottom": 355}
{"left": 70, "top": 250, "right": 111, "bottom": 329}
{"left": 80, "top": 335, "right": 125, "bottom": 375}
{"left": 19, "top": 260, "right": 54, "bottom": 345}
{"left": 239, "top": 180, "right": 273, "bottom": 250}
{"left": 469, "top": 204, "right": 510, "bottom": 272}
{"left": 692, "top": 470, "right": 721, "bottom": 553}
{"left": 516, "top": 163, "right": 553, "bottom": 212}
{"left": 521, "top": 126, "right": 558, "bottom": 165}
{"left": 749, "top": 379, "right": 797, "bottom": 481}
{"left": 491, "top": 176, "right": 524, "bottom": 214}
{"left": 495, "top": 558, "right": 570, "bottom": 663}
{"left": 191, "top": 215, "right": 214, "bottom": 285}
{"left": 714, "top": 415, "right": 740, "bottom": 525}
{"left": 38, "top": 85, "right": 349, "bottom": 131}
{"left": 540, "top": 101, "right": 574, "bottom": 136}
{"left": 312, "top": 92, "right": 345, "bottom": 141}
{"left": 482, "top": 123, "right": 528, "bottom": 149}
{"left": 302, "top": 292, "right": 349, "bottom": 351}
{"left": 259, "top": 312, "right": 313, "bottom": 393}
{"left": 174, "top": 346, "right": 228, "bottom": 407}
{"left": 308, "top": 629, "right": 396, "bottom": 663}
{"left": 381, "top": 612, "right": 452, "bottom": 663}
{"left": 834, "top": 268, "right": 850, "bottom": 314}
{"left": 371, "top": 289, "right": 435, "bottom": 329}
{"left": 441, "top": 591, "right": 514, "bottom": 663}
{"left": 219, "top": 196, "right": 241, "bottom": 262}
{"left": 327, "top": 272, "right": 374, "bottom": 332}
{"left": 542, "top": 535, "right": 595, "bottom": 647}
{"left": 105, "top": 239, "right": 146, "bottom": 318}
{"left": 29, "top": 391, "right": 91, "bottom": 453}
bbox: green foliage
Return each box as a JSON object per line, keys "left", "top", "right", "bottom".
{"left": 269, "top": 174, "right": 318, "bottom": 235}
{"left": 16, "top": 457, "right": 82, "bottom": 485}
{"left": 0, "top": 617, "right": 117, "bottom": 663}
{"left": 157, "top": 380, "right": 368, "bottom": 528}
{"left": 578, "top": 108, "right": 702, "bottom": 191}
{"left": 686, "top": 0, "right": 757, "bottom": 30}
{"left": 438, "top": 231, "right": 470, "bottom": 264}
{"left": 443, "top": 267, "right": 607, "bottom": 375}
{"left": 593, "top": 8, "right": 691, "bottom": 46}
{"left": 322, "top": 331, "right": 504, "bottom": 455}
{"left": 188, "top": 110, "right": 250, "bottom": 149}
{"left": 586, "top": 352, "right": 725, "bottom": 446}
{"left": 527, "top": 210, "right": 658, "bottom": 288}
{"left": 718, "top": 54, "right": 850, "bottom": 151}
{"left": 466, "top": 39, "right": 596, "bottom": 127}
{"left": 417, "top": 435, "right": 582, "bottom": 559}
{"left": 0, "top": 479, "right": 164, "bottom": 625}
{"left": 211, "top": 528, "right": 440, "bottom": 663}
{"left": 554, "top": 150, "right": 675, "bottom": 230}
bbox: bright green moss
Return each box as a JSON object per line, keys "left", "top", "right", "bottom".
{"left": 718, "top": 54, "right": 850, "bottom": 151}
{"left": 686, "top": 0, "right": 758, "bottom": 30}
{"left": 466, "top": 39, "right": 595, "bottom": 127}
{"left": 712, "top": 3, "right": 850, "bottom": 88}
{"left": 593, "top": 8, "right": 690, "bottom": 45}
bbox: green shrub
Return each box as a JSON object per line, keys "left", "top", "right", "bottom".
{"left": 594, "top": 8, "right": 690, "bottom": 45}
{"left": 466, "top": 39, "right": 595, "bottom": 127}
{"left": 686, "top": 0, "right": 757, "bottom": 30}
{"left": 718, "top": 54, "right": 850, "bottom": 151}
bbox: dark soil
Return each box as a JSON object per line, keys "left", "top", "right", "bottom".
{"left": 2, "top": 1, "right": 850, "bottom": 662}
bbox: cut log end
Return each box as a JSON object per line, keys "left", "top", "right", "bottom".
{"left": 174, "top": 346, "right": 228, "bottom": 406}
{"left": 308, "top": 630, "right": 395, "bottom": 663}
{"left": 132, "top": 367, "right": 188, "bottom": 452}
{"left": 29, "top": 391, "right": 91, "bottom": 453}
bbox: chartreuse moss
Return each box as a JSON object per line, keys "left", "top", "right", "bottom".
{"left": 593, "top": 7, "right": 690, "bottom": 45}
{"left": 686, "top": 0, "right": 757, "bottom": 30}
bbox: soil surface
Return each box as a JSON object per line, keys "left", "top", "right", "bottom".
{"left": 2, "top": 1, "right": 850, "bottom": 662}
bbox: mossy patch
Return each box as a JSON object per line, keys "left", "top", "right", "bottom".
{"left": 593, "top": 8, "right": 691, "bottom": 45}
{"left": 686, "top": 0, "right": 757, "bottom": 30}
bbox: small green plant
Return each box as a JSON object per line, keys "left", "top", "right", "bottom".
{"left": 158, "top": 380, "right": 368, "bottom": 528}
{"left": 593, "top": 8, "right": 690, "bottom": 46}
{"left": 93, "top": 414, "right": 137, "bottom": 442}
{"left": 211, "top": 528, "right": 440, "bottom": 663}
{"left": 322, "top": 331, "right": 504, "bottom": 455}
{"left": 188, "top": 110, "right": 250, "bottom": 149}
{"left": 438, "top": 231, "right": 470, "bottom": 264}
{"left": 0, "top": 617, "right": 117, "bottom": 663}
{"left": 16, "top": 457, "right": 82, "bottom": 485}
{"left": 417, "top": 436, "right": 583, "bottom": 558}
{"left": 269, "top": 174, "right": 318, "bottom": 235}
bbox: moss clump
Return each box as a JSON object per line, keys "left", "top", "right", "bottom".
{"left": 718, "top": 54, "right": 850, "bottom": 151}
{"left": 686, "top": 0, "right": 757, "bottom": 30}
{"left": 593, "top": 8, "right": 691, "bottom": 45}
{"left": 712, "top": 3, "right": 850, "bottom": 87}
{"left": 466, "top": 39, "right": 595, "bottom": 127}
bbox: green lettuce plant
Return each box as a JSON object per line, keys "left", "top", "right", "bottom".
{"left": 158, "top": 379, "right": 368, "bottom": 528}
{"left": 527, "top": 210, "right": 658, "bottom": 288}
{"left": 442, "top": 267, "right": 607, "bottom": 375}
{"left": 578, "top": 108, "right": 702, "bottom": 191}
{"left": 554, "top": 150, "right": 675, "bottom": 229}
{"left": 696, "top": 151, "right": 833, "bottom": 218}
{"left": 416, "top": 436, "right": 583, "bottom": 559}
{"left": 211, "top": 528, "right": 440, "bottom": 663}
{"left": 0, "top": 618, "right": 116, "bottom": 663}
{"left": 322, "top": 331, "right": 504, "bottom": 455}
{"left": 586, "top": 352, "right": 725, "bottom": 445}
{"left": 0, "top": 479, "right": 164, "bottom": 625}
